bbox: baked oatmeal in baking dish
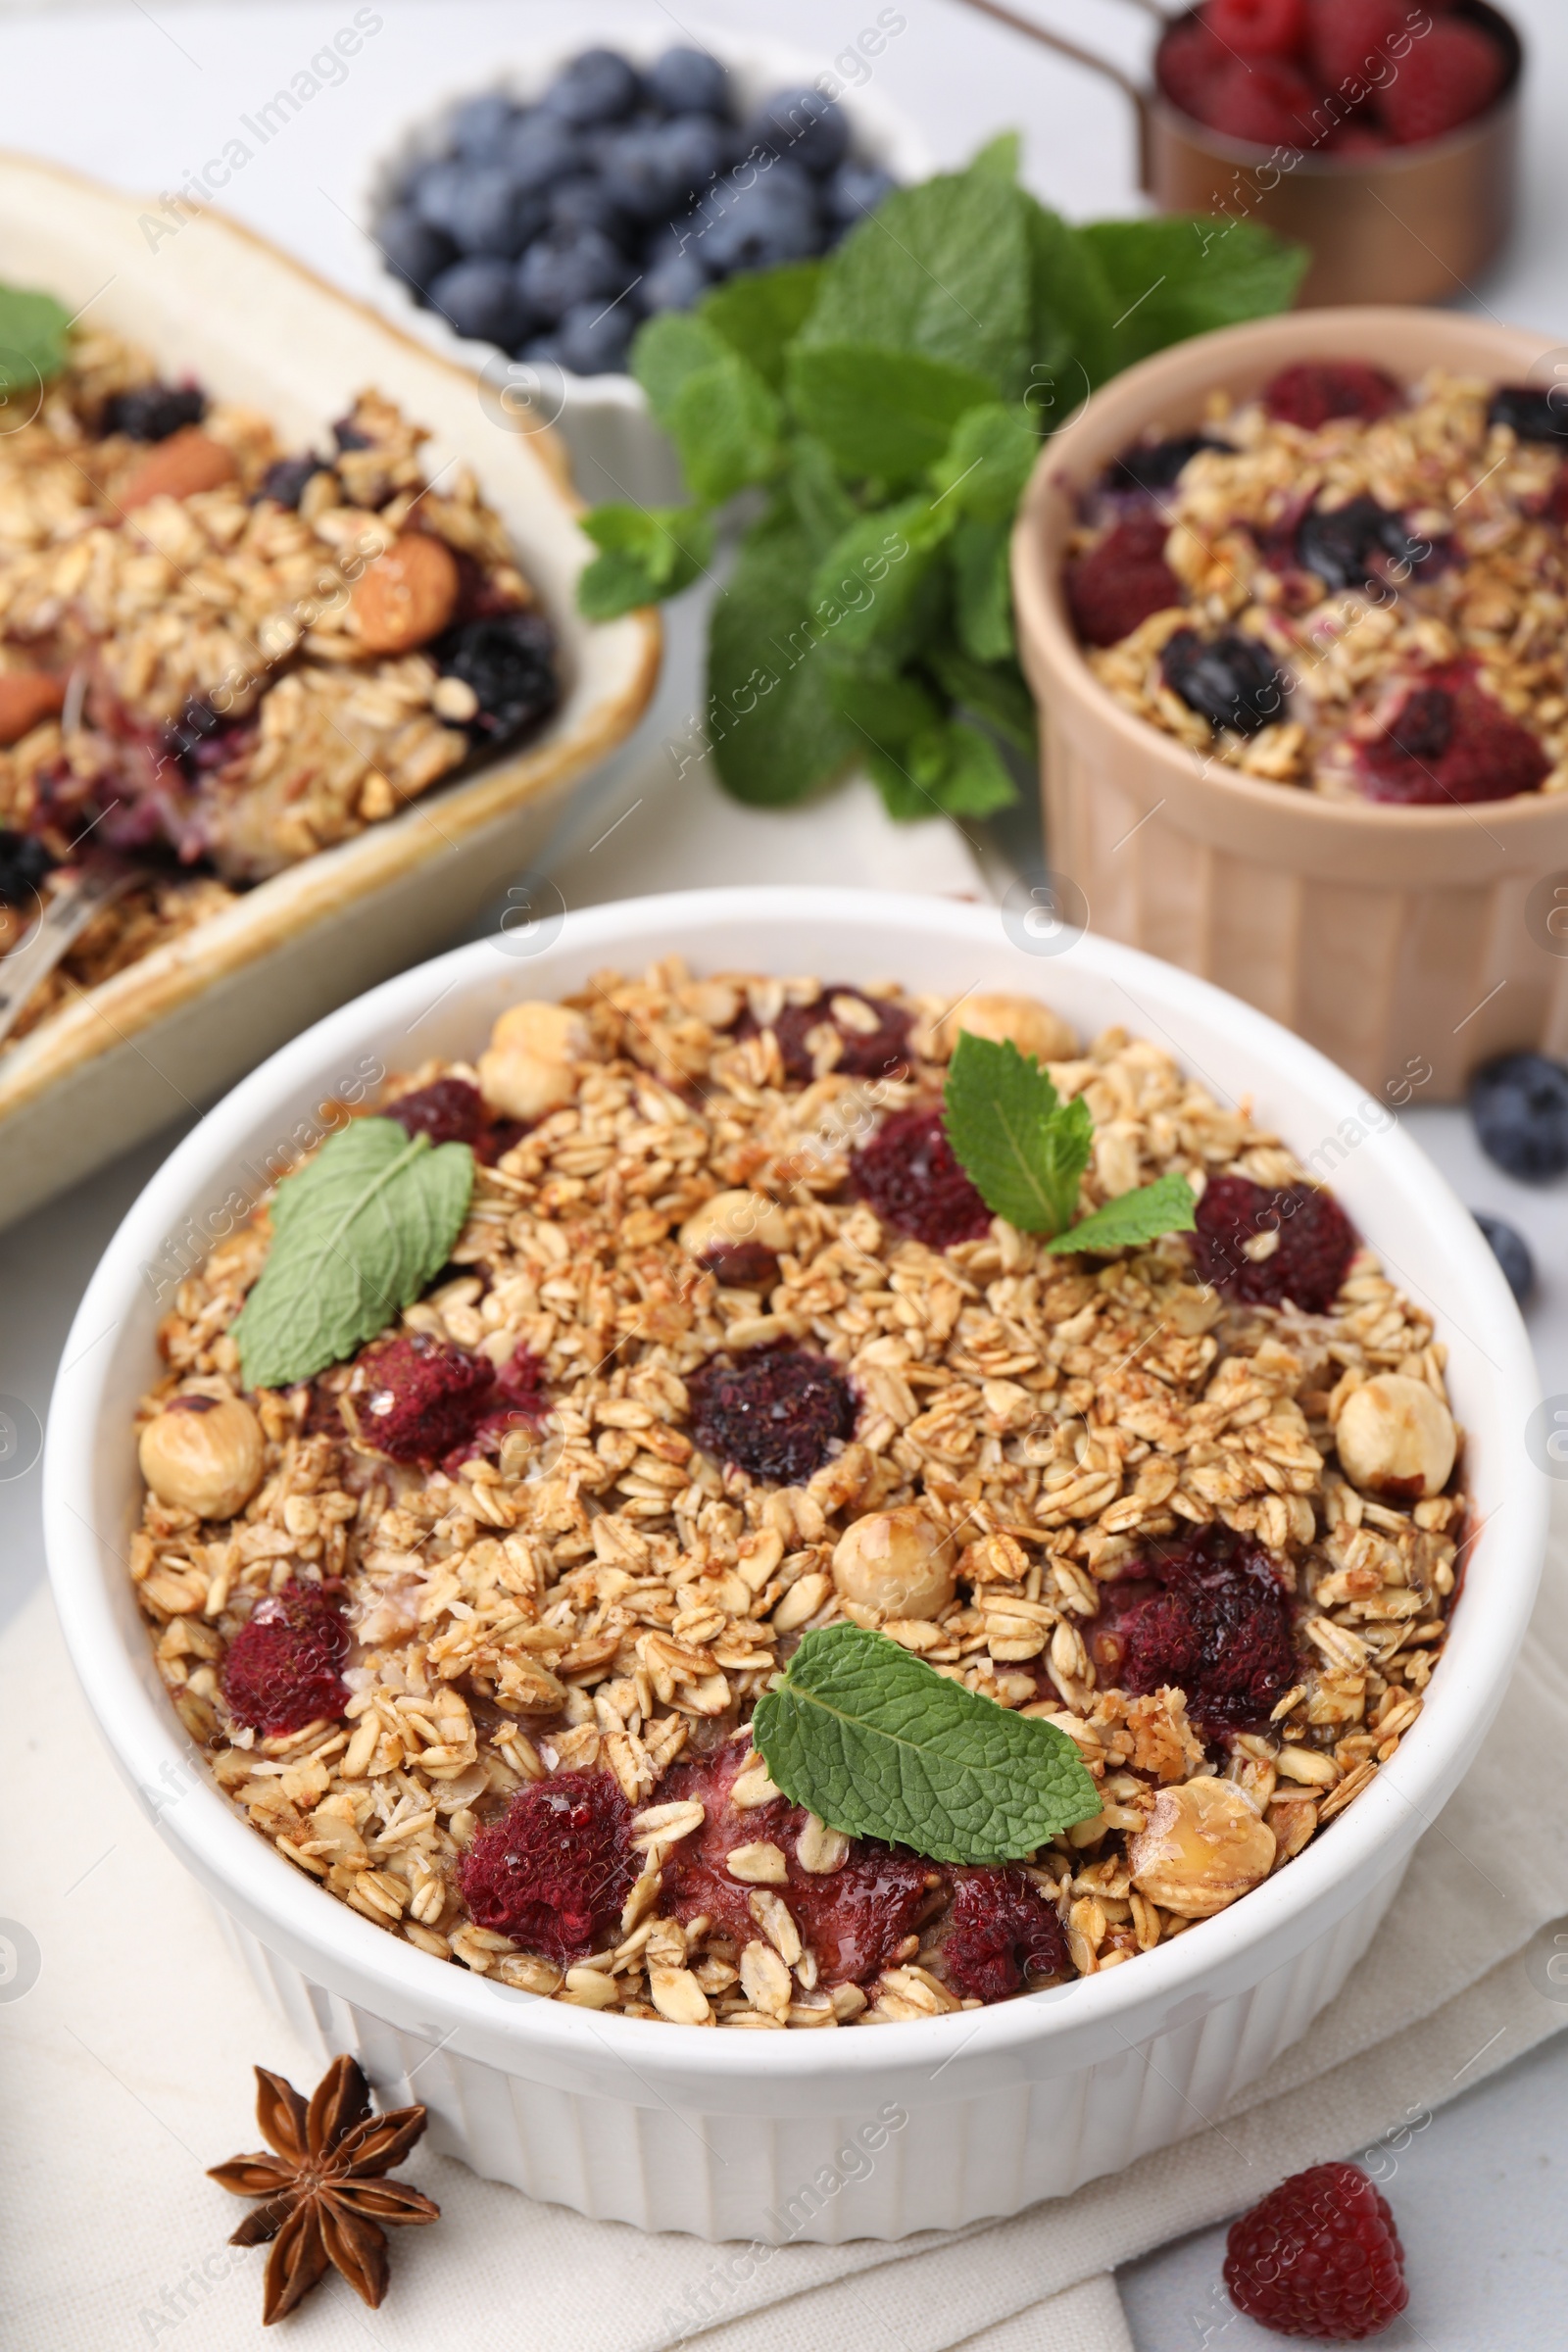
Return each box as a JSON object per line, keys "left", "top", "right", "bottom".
{"left": 130, "top": 968, "right": 1465, "bottom": 2027}
{"left": 0, "top": 317, "right": 556, "bottom": 1048}
{"left": 1065, "top": 359, "right": 1568, "bottom": 806}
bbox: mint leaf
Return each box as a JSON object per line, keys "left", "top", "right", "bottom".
{"left": 788, "top": 342, "right": 997, "bottom": 482}
{"left": 928, "top": 402, "right": 1039, "bottom": 524}
{"left": 859, "top": 713, "right": 1015, "bottom": 823}
{"left": 1023, "top": 198, "right": 1117, "bottom": 393}
{"left": 950, "top": 514, "right": 1014, "bottom": 662}
{"left": 809, "top": 493, "right": 954, "bottom": 673}
{"left": 708, "top": 506, "right": 857, "bottom": 806}
{"left": 632, "top": 312, "right": 781, "bottom": 504}
{"left": 970, "top": 129, "right": 1022, "bottom": 182}
{"left": 943, "top": 1032, "right": 1090, "bottom": 1235}
{"left": 785, "top": 434, "right": 858, "bottom": 559}
{"left": 702, "top": 261, "right": 823, "bottom": 388}
{"left": 927, "top": 644, "right": 1037, "bottom": 757}
{"left": 1080, "top": 217, "right": 1309, "bottom": 371}
{"left": 753, "top": 1622, "right": 1101, "bottom": 1863}
{"left": 577, "top": 503, "right": 712, "bottom": 615}
{"left": 233, "top": 1119, "right": 474, "bottom": 1392}
{"left": 0, "top": 283, "right": 71, "bottom": 397}
{"left": 1046, "top": 1170, "right": 1199, "bottom": 1257}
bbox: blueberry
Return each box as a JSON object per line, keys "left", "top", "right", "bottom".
{"left": 1107, "top": 433, "right": 1230, "bottom": 495}
{"left": 540, "top": 49, "right": 641, "bottom": 127}
{"left": 257, "top": 454, "right": 327, "bottom": 509}
{"left": 1160, "top": 628, "right": 1288, "bottom": 737}
{"left": 698, "top": 162, "right": 821, "bottom": 274}
{"left": 0, "top": 827, "right": 55, "bottom": 907}
{"left": 646, "top": 46, "right": 730, "bottom": 117}
{"left": 449, "top": 90, "right": 519, "bottom": 161}
{"left": 602, "top": 119, "right": 726, "bottom": 221}
{"left": 1296, "top": 494, "right": 1426, "bottom": 594}
{"left": 645, "top": 216, "right": 700, "bottom": 267}
{"left": 516, "top": 333, "right": 566, "bottom": 368}
{"left": 1487, "top": 385, "right": 1568, "bottom": 444}
{"left": 556, "top": 299, "right": 638, "bottom": 376}
{"left": 499, "top": 112, "right": 584, "bottom": 193}
{"left": 744, "top": 86, "right": 849, "bottom": 175}
{"left": 1470, "top": 1052, "right": 1568, "bottom": 1182}
{"left": 430, "top": 258, "right": 531, "bottom": 348}
{"left": 1473, "top": 1210, "right": 1536, "bottom": 1302}
{"left": 824, "top": 158, "right": 896, "bottom": 226}
{"left": 515, "top": 226, "right": 634, "bottom": 324}
{"left": 641, "top": 251, "right": 710, "bottom": 314}
{"left": 412, "top": 159, "right": 474, "bottom": 237}
{"left": 375, "top": 205, "right": 456, "bottom": 299}
{"left": 102, "top": 383, "right": 207, "bottom": 442}
{"left": 547, "top": 174, "right": 633, "bottom": 242}
{"left": 442, "top": 167, "right": 548, "bottom": 259}
{"left": 434, "top": 612, "right": 558, "bottom": 744}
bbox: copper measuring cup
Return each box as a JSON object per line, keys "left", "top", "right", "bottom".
{"left": 954, "top": 0, "right": 1522, "bottom": 306}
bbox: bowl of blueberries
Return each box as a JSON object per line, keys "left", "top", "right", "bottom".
{"left": 367, "top": 31, "right": 930, "bottom": 504}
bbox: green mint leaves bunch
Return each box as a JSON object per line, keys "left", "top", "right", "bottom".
{"left": 575, "top": 136, "right": 1305, "bottom": 824}
{"left": 0, "top": 281, "right": 71, "bottom": 400}
{"left": 944, "top": 1030, "right": 1198, "bottom": 1255}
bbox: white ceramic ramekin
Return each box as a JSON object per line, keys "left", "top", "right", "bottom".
{"left": 44, "top": 889, "right": 1545, "bottom": 2244}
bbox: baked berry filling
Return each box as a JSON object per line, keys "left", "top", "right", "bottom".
{"left": 1295, "top": 494, "right": 1430, "bottom": 594}
{"left": 1357, "top": 671, "right": 1549, "bottom": 805}
{"left": 737, "top": 983, "right": 912, "bottom": 1084}
{"left": 1190, "top": 1172, "right": 1355, "bottom": 1312}
{"left": 1105, "top": 433, "right": 1230, "bottom": 496}
{"left": 1065, "top": 511, "right": 1182, "bottom": 648}
{"left": 221, "top": 1580, "right": 351, "bottom": 1737}
{"left": 383, "top": 1075, "right": 525, "bottom": 1163}
{"left": 848, "top": 1105, "right": 992, "bottom": 1250}
{"left": 936, "top": 1866, "right": 1072, "bottom": 2001}
{"left": 1488, "top": 384, "right": 1568, "bottom": 445}
{"left": 1261, "top": 362, "right": 1401, "bottom": 431}
{"left": 1160, "top": 628, "right": 1288, "bottom": 736}
{"left": 459, "top": 1770, "right": 637, "bottom": 1961}
{"left": 1096, "top": 1526, "right": 1296, "bottom": 1740}
{"left": 103, "top": 381, "right": 208, "bottom": 441}
{"left": 688, "top": 1348, "right": 855, "bottom": 1486}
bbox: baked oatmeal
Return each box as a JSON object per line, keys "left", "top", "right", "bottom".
{"left": 130, "top": 968, "right": 1464, "bottom": 2027}
{"left": 1065, "top": 359, "right": 1568, "bottom": 806}
{"left": 0, "top": 320, "right": 557, "bottom": 1049}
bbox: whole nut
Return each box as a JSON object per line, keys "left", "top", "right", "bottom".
{"left": 121, "top": 427, "right": 239, "bottom": 510}
{"left": 832, "top": 1507, "right": 956, "bottom": 1621}
{"left": 1336, "top": 1374, "right": 1456, "bottom": 1501}
{"left": 678, "top": 1190, "right": 791, "bottom": 1261}
{"left": 1129, "top": 1777, "right": 1277, "bottom": 1919}
{"left": 350, "top": 531, "right": 460, "bottom": 654}
{"left": 138, "top": 1395, "right": 265, "bottom": 1520}
{"left": 476, "top": 1000, "right": 589, "bottom": 1123}
{"left": 0, "top": 669, "right": 65, "bottom": 746}
{"left": 931, "top": 992, "right": 1076, "bottom": 1064}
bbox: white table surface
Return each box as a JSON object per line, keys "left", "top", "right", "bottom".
{"left": 3, "top": 2, "right": 1568, "bottom": 2342}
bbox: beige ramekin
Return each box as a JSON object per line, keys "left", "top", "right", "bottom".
{"left": 1011, "top": 308, "right": 1568, "bottom": 1100}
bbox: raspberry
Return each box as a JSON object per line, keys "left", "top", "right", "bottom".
{"left": 445, "top": 1345, "right": 550, "bottom": 1469}
{"left": 1310, "top": 0, "right": 1403, "bottom": 94}
{"left": 938, "top": 1868, "right": 1071, "bottom": 2001}
{"left": 1190, "top": 1172, "right": 1355, "bottom": 1311}
{"left": 459, "top": 1771, "right": 636, "bottom": 1962}
{"left": 659, "top": 1742, "right": 937, "bottom": 1986}
{"left": 739, "top": 985, "right": 911, "bottom": 1085}
{"left": 1201, "top": 56, "right": 1317, "bottom": 146}
{"left": 1378, "top": 19, "right": 1505, "bottom": 144}
{"left": 221, "top": 1581, "right": 350, "bottom": 1737}
{"left": 1156, "top": 18, "right": 1228, "bottom": 120}
{"left": 1263, "top": 363, "right": 1402, "bottom": 429}
{"left": 383, "top": 1075, "right": 523, "bottom": 1164}
{"left": 1358, "top": 671, "right": 1548, "bottom": 805}
{"left": 1205, "top": 0, "right": 1308, "bottom": 59}
{"left": 1224, "top": 2161, "right": 1409, "bottom": 2339}
{"left": 347, "top": 1331, "right": 497, "bottom": 1462}
{"left": 848, "top": 1106, "right": 992, "bottom": 1251}
{"left": 689, "top": 1348, "right": 855, "bottom": 1486}
{"left": 1102, "top": 1525, "right": 1296, "bottom": 1740}
{"left": 1065, "top": 513, "right": 1182, "bottom": 648}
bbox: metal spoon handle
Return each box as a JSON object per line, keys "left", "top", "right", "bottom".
{"left": 0, "top": 863, "right": 138, "bottom": 1049}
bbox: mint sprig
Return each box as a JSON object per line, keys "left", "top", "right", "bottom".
{"left": 0, "top": 282, "right": 72, "bottom": 397}
{"left": 752, "top": 1623, "right": 1101, "bottom": 1864}
{"left": 943, "top": 1032, "right": 1198, "bottom": 1254}
{"left": 233, "top": 1118, "right": 474, "bottom": 1393}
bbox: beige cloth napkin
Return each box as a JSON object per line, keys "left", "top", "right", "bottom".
{"left": 5, "top": 1487, "right": 1568, "bottom": 2352}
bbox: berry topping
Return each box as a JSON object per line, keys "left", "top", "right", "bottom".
{"left": 1469, "top": 1051, "right": 1568, "bottom": 1182}
{"left": 103, "top": 381, "right": 208, "bottom": 442}
{"left": 1262, "top": 363, "right": 1402, "bottom": 430}
{"left": 0, "top": 826, "right": 54, "bottom": 907}
{"left": 221, "top": 1581, "right": 350, "bottom": 1737}
{"left": 1190, "top": 1172, "right": 1356, "bottom": 1311}
{"left": 346, "top": 1331, "right": 498, "bottom": 1463}
{"left": 432, "top": 612, "right": 559, "bottom": 749}
{"left": 1065, "top": 512, "right": 1182, "bottom": 647}
{"left": 1101, "top": 1525, "right": 1296, "bottom": 1740}
{"left": 848, "top": 1106, "right": 992, "bottom": 1250}
{"left": 1160, "top": 628, "right": 1288, "bottom": 736}
{"left": 1379, "top": 17, "right": 1506, "bottom": 146}
{"left": 1488, "top": 383, "right": 1568, "bottom": 444}
{"left": 1200, "top": 56, "right": 1317, "bottom": 147}
{"left": 167, "top": 697, "right": 250, "bottom": 783}
{"left": 1358, "top": 672, "right": 1549, "bottom": 805}
{"left": 938, "top": 1867, "right": 1071, "bottom": 2001}
{"left": 1106, "top": 433, "right": 1229, "bottom": 495}
{"left": 688, "top": 1348, "right": 855, "bottom": 1486}
{"left": 459, "top": 1770, "right": 637, "bottom": 1962}
{"left": 1474, "top": 1209, "right": 1535, "bottom": 1302}
{"left": 384, "top": 1076, "right": 486, "bottom": 1150}
{"left": 256, "top": 453, "right": 328, "bottom": 509}
{"left": 741, "top": 984, "right": 912, "bottom": 1084}
{"left": 1295, "top": 493, "right": 1424, "bottom": 592}
{"left": 1205, "top": 0, "right": 1309, "bottom": 60}
{"left": 1224, "top": 2161, "right": 1409, "bottom": 2339}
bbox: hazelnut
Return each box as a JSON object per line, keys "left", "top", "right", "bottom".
{"left": 1336, "top": 1374, "right": 1456, "bottom": 1500}
{"left": 832, "top": 1507, "right": 956, "bottom": 1621}
{"left": 0, "top": 669, "right": 65, "bottom": 746}
{"left": 476, "top": 1000, "right": 589, "bottom": 1123}
{"left": 931, "top": 992, "right": 1076, "bottom": 1064}
{"left": 138, "top": 1395, "right": 265, "bottom": 1520}
{"left": 1129, "top": 1777, "right": 1276, "bottom": 1919}
{"left": 678, "top": 1190, "right": 791, "bottom": 1261}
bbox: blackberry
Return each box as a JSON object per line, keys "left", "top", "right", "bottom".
{"left": 848, "top": 1106, "right": 992, "bottom": 1250}
{"left": 1108, "top": 1524, "right": 1296, "bottom": 1740}
{"left": 744, "top": 983, "right": 911, "bottom": 1084}
{"left": 103, "top": 382, "right": 207, "bottom": 442}
{"left": 688, "top": 1348, "right": 854, "bottom": 1485}
{"left": 1160, "top": 628, "right": 1288, "bottom": 736}
{"left": 1190, "top": 1172, "right": 1356, "bottom": 1311}
{"left": 1106, "top": 433, "right": 1228, "bottom": 494}
{"left": 1488, "top": 384, "right": 1568, "bottom": 443}
{"left": 256, "top": 453, "right": 328, "bottom": 510}
{"left": 1295, "top": 493, "right": 1427, "bottom": 593}
{"left": 433, "top": 611, "right": 559, "bottom": 748}
{"left": 0, "top": 827, "right": 55, "bottom": 907}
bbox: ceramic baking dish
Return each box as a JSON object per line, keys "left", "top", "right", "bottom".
{"left": 43, "top": 887, "right": 1544, "bottom": 2243}
{"left": 0, "top": 153, "right": 661, "bottom": 1229}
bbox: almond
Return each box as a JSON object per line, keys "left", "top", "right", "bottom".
{"left": 0, "top": 669, "right": 65, "bottom": 745}
{"left": 121, "top": 427, "right": 239, "bottom": 510}
{"left": 350, "top": 531, "right": 460, "bottom": 655}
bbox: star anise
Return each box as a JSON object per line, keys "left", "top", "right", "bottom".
{"left": 208, "top": 2054, "right": 440, "bottom": 2325}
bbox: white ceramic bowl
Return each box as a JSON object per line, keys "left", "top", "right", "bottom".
{"left": 44, "top": 888, "right": 1545, "bottom": 2244}
{"left": 361, "top": 26, "right": 933, "bottom": 508}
